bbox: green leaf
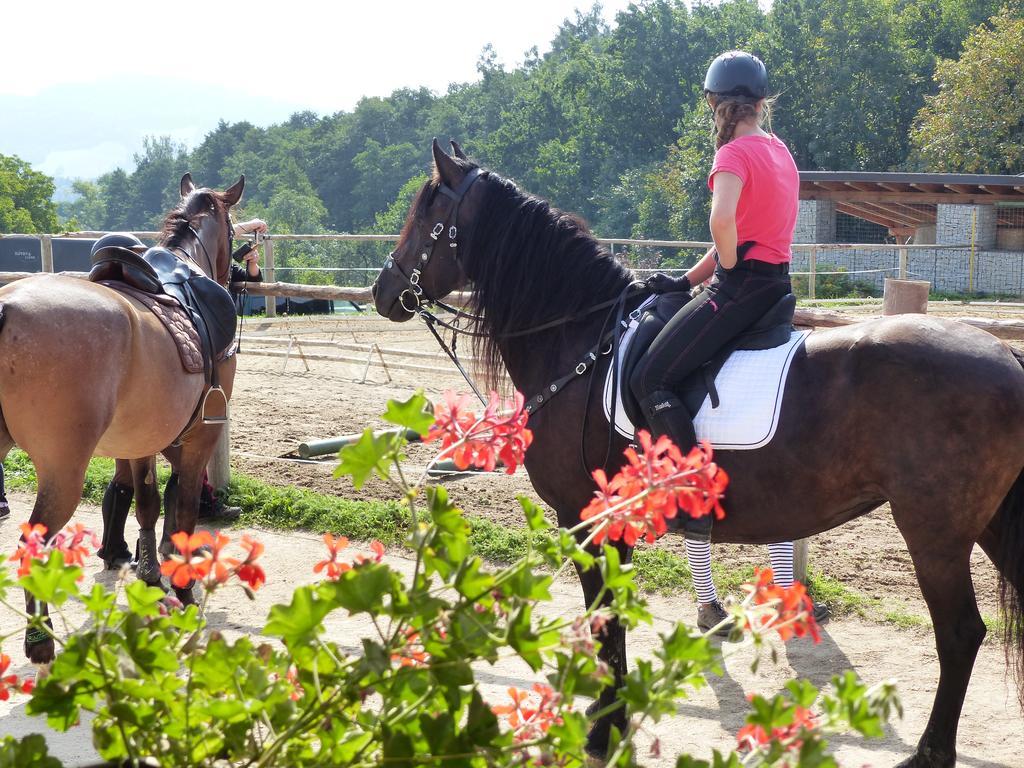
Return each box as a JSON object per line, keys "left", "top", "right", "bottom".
{"left": 317, "top": 562, "right": 397, "bottom": 614}
{"left": 518, "top": 497, "right": 551, "bottom": 532}
{"left": 264, "top": 585, "right": 333, "bottom": 646}
{"left": 383, "top": 391, "right": 436, "bottom": 436}
{"left": 334, "top": 428, "right": 394, "bottom": 488}
{"left": 19, "top": 551, "right": 81, "bottom": 607}
{"left": 124, "top": 579, "right": 170, "bottom": 617}
{"left": 0, "top": 734, "right": 62, "bottom": 768}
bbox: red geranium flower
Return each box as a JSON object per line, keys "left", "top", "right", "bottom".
{"left": 425, "top": 390, "right": 533, "bottom": 474}
{"left": 492, "top": 683, "right": 563, "bottom": 742}
{"left": 12, "top": 523, "right": 48, "bottom": 577}
{"left": 741, "top": 568, "right": 822, "bottom": 643}
{"left": 737, "top": 702, "right": 818, "bottom": 752}
{"left": 226, "top": 535, "right": 266, "bottom": 591}
{"left": 313, "top": 533, "right": 351, "bottom": 580}
{"left": 0, "top": 654, "right": 34, "bottom": 701}
{"left": 160, "top": 531, "right": 214, "bottom": 589}
{"left": 580, "top": 431, "right": 727, "bottom": 545}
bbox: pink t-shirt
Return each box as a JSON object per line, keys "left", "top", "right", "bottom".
{"left": 708, "top": 134, "right": 799, "bottom": 265}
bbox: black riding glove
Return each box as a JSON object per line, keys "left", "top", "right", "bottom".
{"left": 645, "top": 272, "right": 692, "bottom": 295}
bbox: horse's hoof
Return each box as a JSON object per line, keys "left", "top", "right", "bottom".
{"left": 25, "top": 637, "right": 55, "bottom": 665}
{"left": 102, "top": 553, "right": 132, "bottom": 571}
{"left": 894, "top": 751, "right": 955, "bottom": 768}
{"left": 174, "top": 584, "right": 197, "bottom": 606}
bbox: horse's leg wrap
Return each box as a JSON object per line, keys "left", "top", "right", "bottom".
{"left": 159, "top": 473, "right": 179, "bottom": 558}
{"left": 136, "top": 528, "right": 161, "bottom": 585}
{"left": 99, "top": 482, "right": 134, "bottom": 569}
{"left": 24, "top": 617, "right": 55, "bottom": 665}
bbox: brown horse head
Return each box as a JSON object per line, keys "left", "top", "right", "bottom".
{"left": 161, "top": 173, "right": 245, "bottom": 286}
{"left": 372, "top": 139, "right": 484, "bottom": 322}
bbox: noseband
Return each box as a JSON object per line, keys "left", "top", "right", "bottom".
{"left": 383, "top": 167, "right": 483, "bottom": 313}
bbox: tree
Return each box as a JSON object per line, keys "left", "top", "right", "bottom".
{"left": 909, "top": 8, "right": 1024, "bottom": 174}
{"left": 0, "top": 154, "right": 58, "bottom": 233}
{"left": 764, "top": 0, "right": 922, "bottom": 171}
{"left": 127, "top": 136, "right": 190, "bottom": 228}
{"left": 58, "top": 179, "right": 106, "bottom": 230}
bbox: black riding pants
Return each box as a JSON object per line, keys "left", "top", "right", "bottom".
{"left": 630, "top": 265, "right": 792, "bottom": 451}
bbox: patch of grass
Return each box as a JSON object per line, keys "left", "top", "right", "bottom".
{"left": 805, "top": 570, "right": 872, "bottom": 618}
{"left": 882, "top": 609, "right": 929, "bottom": 630}
{"left": 633, "top": 546, "right": 693, "bottom": 594}
{"left": 230, "top": 473, "right": 409, "bottom": 546}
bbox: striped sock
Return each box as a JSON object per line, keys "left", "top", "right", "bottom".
{"left": 768, "top": 541, "right": 795, "bottom": 589}
{"left": 685, "top": 539, "right": 718, "bottom": 604}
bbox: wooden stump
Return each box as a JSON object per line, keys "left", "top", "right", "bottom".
{"left": 882, "top": 278, "right": 930, "bottom": 316}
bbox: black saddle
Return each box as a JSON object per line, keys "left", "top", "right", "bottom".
{"left": 618, "top": 292, "right": 797, "bottom": 429}
{"left": 88, "top": 247, "right": 237, "bottom": 371}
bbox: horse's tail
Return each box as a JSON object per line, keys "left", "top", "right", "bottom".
{"left": 998, "top": 346, "right": 1024, "bottom": 708}
{"left": 995, "top": 468, "right": 1024, "bottom": 710}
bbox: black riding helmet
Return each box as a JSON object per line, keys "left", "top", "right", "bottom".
{"left": 91, "top": 232, "right": 144, "bottom": 261}
{"left": 703, "top": 50, "right": 768, "bottom": 99}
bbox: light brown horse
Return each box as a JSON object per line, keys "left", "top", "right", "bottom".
{"left": 0, "top": 173, "right": 242, "bottom": 664}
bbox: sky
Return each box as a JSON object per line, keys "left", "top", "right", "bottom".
{"left": 2, "top": 0, "right": 636, "bottom": 180}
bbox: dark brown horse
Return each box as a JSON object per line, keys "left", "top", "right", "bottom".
{"left": 372, "top": 140, "right": 1024, "bottom": 767}
{"left": 0, "top": 173, "right": 242, "bottom": 664}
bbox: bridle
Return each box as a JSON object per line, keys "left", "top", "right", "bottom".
{"left": 379, "top": 167, "right": 650, "bottom": 411}
{"left": 381, "top": 167, "right": 483, "bottom": 314}
{"left": 172, "top": 204, "right": 232, "bottom": 286}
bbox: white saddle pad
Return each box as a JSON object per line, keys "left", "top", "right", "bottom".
{"left": 603, "top": 315, "right": 810, "bottom": 450}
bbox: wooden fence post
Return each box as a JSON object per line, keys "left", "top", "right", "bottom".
{"left": 898, "top": 246, "right": 908, "bottom": 280}
{"left": 793, "top": 540, "right": 809, "bottom": 584}
{"left": 40, "top": 235, "right": 53, "bottom": 273}
{"left": 263, "top": 238, "right": 276, "bottom": 318}
{"left": 808, "top": 246, "right": 817, "bottom": 300}
{"left": 206, "top": 410, "right": 231, "bottom": 492}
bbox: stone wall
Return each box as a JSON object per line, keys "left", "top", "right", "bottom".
{"left": 793, "top": 200, "right": 836, "bottom": 243}
{"left": 790, "top": 246, "right": 1024, "bottom": 296}
{"left": 936, "top": 204, "right": 997, "bottom": 248}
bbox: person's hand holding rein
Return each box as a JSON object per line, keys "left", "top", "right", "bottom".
{"left": 233, "top": 218, "right": 268, "bottom": 277}
{"left": 234, "top": 218, "right": 268, "bottom": 235}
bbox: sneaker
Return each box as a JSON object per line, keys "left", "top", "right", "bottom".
{"left": 811, "top": 602, "right": 831, "bottom": 625}
{"left": 0, "top": 501, "right": 9, "bottom": 521}
{"left": 697, "top": 600, "right": 734, "bottom": 637}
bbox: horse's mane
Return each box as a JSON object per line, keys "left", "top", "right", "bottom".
{"left": 441, "top": 159, "right": 633, "bottom": 385}
{"left": 160, "top": 189, "right": 226, "bottom": 249}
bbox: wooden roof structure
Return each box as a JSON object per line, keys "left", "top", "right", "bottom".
{"left": 799, "top": 171, "right": 1024, "bottom": 239}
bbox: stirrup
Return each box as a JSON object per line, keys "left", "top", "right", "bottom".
{"left": 201, "top": 385, "right": 228, "bottom": 424}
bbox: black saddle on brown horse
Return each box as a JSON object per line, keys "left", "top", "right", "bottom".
{"left": 89, "top": 246, "right": 237, "bottom": 374}
{"left": 617, "top": 291, "right": 797, "bottom": 427}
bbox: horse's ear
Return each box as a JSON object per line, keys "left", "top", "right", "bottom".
{"left": 432, "top": 137, "right": 461, "bottom": 188}
{"left": 222, "top": 175, "right": 245, "bottom": 207}
{"left": 450, "top": 140, "right": 468, "bottom": 160}
{"left": 180, "top": 173, "right": 195, "bottom": 198}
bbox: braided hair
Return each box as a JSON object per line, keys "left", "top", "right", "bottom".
{"left": 709, "top": 93, "right": 774, "bottom": 148}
